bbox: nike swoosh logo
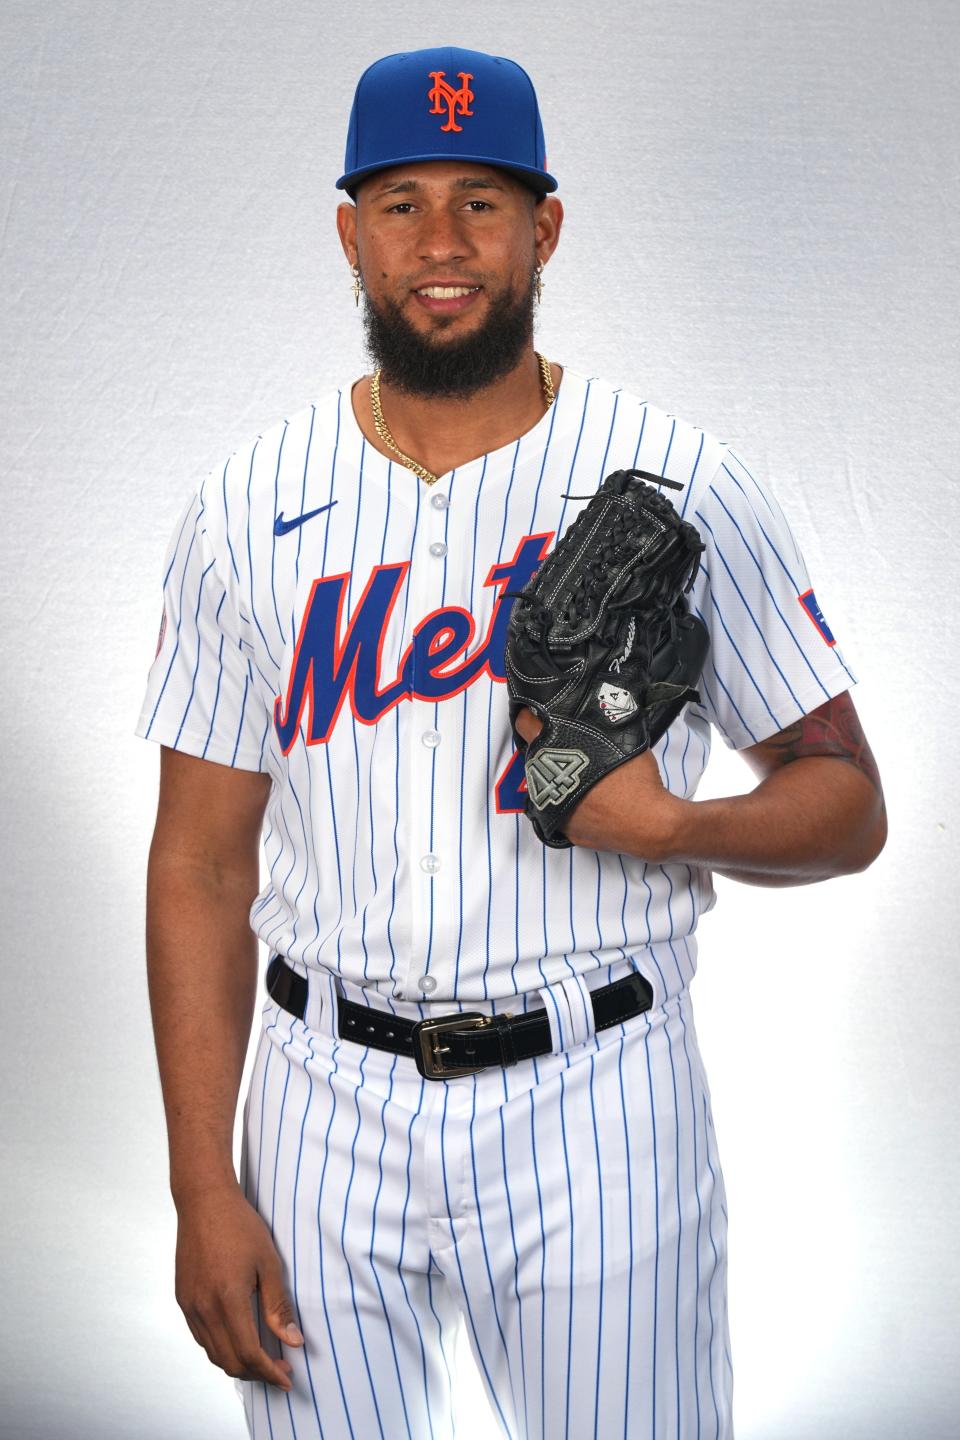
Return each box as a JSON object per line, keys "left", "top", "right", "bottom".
{"left": 273, "top": 501, "right": 337, "bottom": 536}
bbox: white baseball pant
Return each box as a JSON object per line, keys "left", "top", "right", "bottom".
{"left": 236, "top": 952, "right": 733, "bottom": 1440}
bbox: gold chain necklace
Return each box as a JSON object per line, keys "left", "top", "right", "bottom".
{"left": 369, "top": 352, "right": 555, "bottom": 487}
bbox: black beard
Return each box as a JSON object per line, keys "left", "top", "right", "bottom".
{"left": 361, "top": 279, "right": 536, "bottom": 399}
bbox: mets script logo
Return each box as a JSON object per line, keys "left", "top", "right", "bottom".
{"left": 274, "top": 533, "right": 552, "bottom": 753}
{"left": 427, "top": 70, "right": 474, "bottom": 132}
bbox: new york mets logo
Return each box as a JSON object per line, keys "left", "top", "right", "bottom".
{"left": 427, "top": 70, "right": 474, "bottom": 132}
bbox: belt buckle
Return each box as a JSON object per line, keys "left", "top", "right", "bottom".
{"left": 412, "top": 1013, "right": 495, "bottom": 1079}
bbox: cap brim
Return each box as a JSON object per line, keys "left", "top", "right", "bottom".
{"left": 337, "top": 153, "right": 558, "bottom": 197}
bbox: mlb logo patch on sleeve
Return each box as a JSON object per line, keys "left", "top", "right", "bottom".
{"left": 798, "top": 589, "right": 836, "bottom": 646}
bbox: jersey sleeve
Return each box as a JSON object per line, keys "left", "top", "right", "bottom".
{"left": 134, "top": 484, "right": 272, "bottom": 771}
{"left": 687, "top": 448, "right": 857, "bottom": 750}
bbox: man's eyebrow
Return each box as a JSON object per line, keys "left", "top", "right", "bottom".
{"left": 373, "top": 176, "right": 506, "bottom": 196}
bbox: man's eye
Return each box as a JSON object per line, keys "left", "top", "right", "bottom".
{"left": 387, "top": 202, "right": 415, "bottom": 214}
{"left": 466, "top": 200, "right": 492, "bottom": 211}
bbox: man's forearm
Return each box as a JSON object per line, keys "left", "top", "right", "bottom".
{"left": 669, "top": 756, "right": 887, "bottom": 885}
{"left": 563, "top": 753, "right": 886, "bottom": 886}
{"left": 146, "top": 849, "right": 260, "bottom": 1207}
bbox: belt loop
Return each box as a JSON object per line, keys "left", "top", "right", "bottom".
{"left": 302, "top": 967, "right": 337, "bottom": 1038}
{"left": 536, "top": 972, "right": 596, "bottom": 1054}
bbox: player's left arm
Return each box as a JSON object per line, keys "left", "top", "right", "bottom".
{"left": 518, "top": 690, "right": 887, "bottom": 885}
{"left": 696, "top": 688, "right": 887, "bottom": 886}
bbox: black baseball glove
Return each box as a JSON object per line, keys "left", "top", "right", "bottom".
{"left": 504, "top": 468, "right": 710, "bottom": 848}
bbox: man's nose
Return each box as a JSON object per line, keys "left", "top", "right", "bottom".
{"left": 416, "top": 208, "right": 473, "bottom": 265}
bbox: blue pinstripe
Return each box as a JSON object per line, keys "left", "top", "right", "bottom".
{"left": 495, "top": 1074, "right": 529, "bottom": 1437}
{"left": 453, "top": 454, "right": 488, "bottom": 991}
{"left": 385, "top": 475, "right": 421, "bottom": 993}
{"left": 202, "top": 623, "right": 226, "bottom": 759}
{"left": 294, "top": 403, "right": 320, "bottom": 594}
{"left": 174, "top": 558, "right": 216, "bottom": 744}
{"left": 313, "top": 1038, "right": 356, "bottom": 1439}
{"left": 709, "top": 477, "right": 851, "bottom": 695}
{"left": 144, "top": 510, "right": 200, "bottom": 735}
{"left": 643, "top": 1011, "right": 662, "bottom": 1440}
{"left": 719, "top": 465, "right": 819, "bottom": 614}
{"left": 559, "top": 1066, "right": 577, "bottom": 1440}
{"left": 306, "top": 400, "right": 345, "bottom": 972}
{"left": 339, "top": 1049, "right": 392, "bottom": 1440}
{"left": 529, "top": 1087, "right": 548, "bottom": 1438}
{"left": 617, "top": 1031, "right": 637, "bottom": 1440}
{"left": 258, "top": 712, "right": 271, "bottom": 769}
{"left": 423, "top": 470, "right": 454, "bottom": 987}
{"left": 290, "top": 1029, "right": 324, "bottom": 1436}
{"left": 551, "top": 377, "right": 594, "bottom": 545}
{"left": 700, "top": 583, "right": 782, "bottom": 731}
{"left": 270, "top": 421, "right": 291, "bottom": 642}
{"left": 696, "top": 508, "right": 808, "bottom": 712}
{"left": 660, "top": 416, "right": 677, "bottom": 480}
{"left": 365, "top": 1059, "right": 418, "bottom": 1440}
{"left": 230, "top": 667, "right": 251, "bottom": 765}
{"left": 441, "top": 1086, "right": 520, "bottom": 1433}
{"left": 599, "top": 390, "right": 620, "bottom": 476}
{"left": 482, "top": 441, "right": 524, "bottom": 996}
{"left": 631, "top": 405, "right": 647, "bottom": 468}
{"left": 464, "top": 1080, "right": 521, "bottom": 1418}
{"left": 396, "top": 1084, "right": 452, "bottom": 1440}
{"left": 345, "top": 444, "right": 367, "bottom": 947}
{"left": 701, "top": 1094, "right": 723, "bottom": 1437}
{"left": 587, "top": 1051, "right": 607, "bottom": 1440}
{"left": 358, "top": 462, "right": 396, "bottom": 982}
{"left": 725, "top": 449, "right": 798, "bottom": 556}
{"left": 271, "top": 1025, "right": 299, "bottom": 1438}
{"left": 422, "top": 1268, "right": 455, "bottom": 1439}
{"left": 679, "top": 432, "right": 706, "bottom": 520}
{"left": 254, "top": 1005, "right": 284, "bottom": 1437}
{"left": 222, "top": 455, "right": 241, "bottom": 584}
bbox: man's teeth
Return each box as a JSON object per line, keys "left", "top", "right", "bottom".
{"left": 417, "top": 286, "right": 480, "bottom": 299}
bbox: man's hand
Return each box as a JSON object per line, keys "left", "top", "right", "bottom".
{"left": 514, "top": 692, "right": 887, "bottom": 884}
{"left": 513, "top": 706, "right": 684, "bottom": 859}
{"left": 175, "top": 1182, "right": 303, "bottom": 1392}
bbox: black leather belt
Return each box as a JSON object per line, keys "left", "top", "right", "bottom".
{"left": 266, "top": 954, "right": 654, "bottom": 1081}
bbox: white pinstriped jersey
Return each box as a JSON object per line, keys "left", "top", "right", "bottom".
{"left": 136, "top": 367, "right": 855, "bottom": 1003}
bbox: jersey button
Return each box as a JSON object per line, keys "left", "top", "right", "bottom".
{"left": 430, "top": 493, "right": 449, "bottom": 510}
{"left": 422, "top": 729, "right": 441, "bottom": 748}
{"left": 417, "top": 975, "right": 438, "bottom": 994}
{"left": 429, "top": 541, "right": 447, "bottom": 558}
{"left": 420, "top": 853, "right": 441, "bottom": 874}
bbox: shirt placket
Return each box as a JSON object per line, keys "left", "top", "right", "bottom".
{"left": 403, "top": 480, "right": 454, "bottom": 1001}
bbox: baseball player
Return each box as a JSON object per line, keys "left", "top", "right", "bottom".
{"left": 137, "top": 46, "right": 886, "bottom": 1440}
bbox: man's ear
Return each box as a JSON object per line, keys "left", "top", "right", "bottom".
{"left": 534, "top": 195, "right": 564, "bottom": 268}
{"left": 336, "top": 201, "right": 358, "bottom": 267}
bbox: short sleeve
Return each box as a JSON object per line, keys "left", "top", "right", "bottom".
{"left": 135, "top": 486, "right": 272, "bottom": 771}
{"left": 688, "top": 449, "right": 857, "bottom": 750}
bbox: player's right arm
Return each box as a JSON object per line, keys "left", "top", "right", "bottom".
{"left": 146, "top": 744, "right": 299, "bottom": 1392}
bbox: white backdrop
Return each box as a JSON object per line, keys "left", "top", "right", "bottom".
{"left": 2, "top": 1, "right": 958, "bottom": 1437}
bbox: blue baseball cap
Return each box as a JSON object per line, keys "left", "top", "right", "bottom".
{"left": 337, "top": 46, "right": 557, "bottom": 198}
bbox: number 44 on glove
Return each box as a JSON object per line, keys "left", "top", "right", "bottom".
{"left": 504, "top": 468, "right": 710, "bottom": 849}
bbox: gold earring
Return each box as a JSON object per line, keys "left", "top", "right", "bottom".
{"left": 351, "top": 265, "right": 362, "bottom": 306}
{"left": 535, "top": 262, "right": 544, "bottom": 304}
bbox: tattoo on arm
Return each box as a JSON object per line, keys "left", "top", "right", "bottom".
{"left": 761, "top": 693, "right": 884, "bottom": 802}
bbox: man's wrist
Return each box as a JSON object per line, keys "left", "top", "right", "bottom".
{"left": 171, "top": 1167, "right": 242, "bottom": 1212}
{"left": 631, "top": 791, "right": 695, "bottom": 864}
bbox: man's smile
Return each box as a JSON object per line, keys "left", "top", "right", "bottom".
{"left": 411, "top": 283, "right": 484, "bottom": 315}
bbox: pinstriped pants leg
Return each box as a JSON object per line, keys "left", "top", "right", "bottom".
{"left": 235, "top": 980, "right": 733, "bottom": 1440}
